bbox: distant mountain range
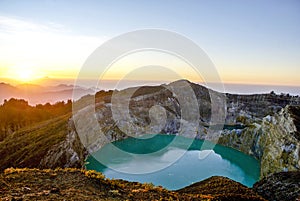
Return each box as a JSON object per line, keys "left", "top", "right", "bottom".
{"left": 0, "top": 82, "right": 95, "bottom": 105}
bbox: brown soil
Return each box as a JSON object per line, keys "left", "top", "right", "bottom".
{"left": 0, "top": 168, "right": 266, "bottom": 201}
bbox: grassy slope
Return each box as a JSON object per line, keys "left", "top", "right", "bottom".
{"left": 0, "top": 114, "right": 70, "bottom": 171}
{"left": 0, "top": 168, "right": 266, "bottom": 201}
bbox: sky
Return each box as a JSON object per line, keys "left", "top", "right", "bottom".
{"left": 0, "top": 0, "right": 300, "bottom": 87}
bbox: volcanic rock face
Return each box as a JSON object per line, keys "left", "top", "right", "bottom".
{"left": 258, "top": 106, "right": 300, "bottom": 176}
{"left": 39, "top": 120, "right": 87, "bottom": 169}
{"left": 219, "top": 105, "right": 300, "bottom": 177}
{"left": 45, "top": 80, "right": 300, "bottom": 178}
{"left": 253, "top": 171, "right": 300, "bottom": 201}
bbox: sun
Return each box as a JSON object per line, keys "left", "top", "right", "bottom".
{"left": 7, "top": 64, "right": 41, "bottom": 83}
{"left": 17, "top": 68, "right": 34, "bottom": 82}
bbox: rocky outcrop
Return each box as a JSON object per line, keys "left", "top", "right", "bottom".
{"left": 219, "top": 105, "right": 300, "bottom": 177}
{"left": 44, "top": 80, "right": 300, "bottom": 179}
{"left": 253, "top": 171, "right": 300, "bottom": 201}
{"left": 39, "top": 120, "right": 87, "bottom": 169}
{"left": 258, "top": 105, "right": 300, "bottom": 177}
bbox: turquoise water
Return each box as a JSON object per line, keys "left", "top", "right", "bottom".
{"left": 86, "top": 134, "right": 260, "bottom": 190}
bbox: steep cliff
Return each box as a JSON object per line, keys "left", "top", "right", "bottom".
{"left": 219, "top": 105, "right": 300, "bottom": 177}
{"left": 258, "top": 105, "right": 300, "bottom": 176}
{"left": 69, "top": 80, "right": 300, "bottom": 178}
{"left": 1, "top": 80, "right": 299, "bottom": 181}
{"left": 39, "top": 119, "right": 87, "bottom": 169}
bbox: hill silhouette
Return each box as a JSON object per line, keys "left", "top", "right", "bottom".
{"left": 0, "top": 82, "right": 94, "bottom": 105}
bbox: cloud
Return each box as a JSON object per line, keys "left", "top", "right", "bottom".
{"left": 0, "top": 16, "right": 66, "bottom": 33}
{"left": 0, "top": 16, "right": 107, "bottom": 77}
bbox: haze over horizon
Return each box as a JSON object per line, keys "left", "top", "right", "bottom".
{"left": 1, "top": 77, "right": 300, "bottom": 98}
{"left": 0, "top": 0, "right": 299, "bottom": 94}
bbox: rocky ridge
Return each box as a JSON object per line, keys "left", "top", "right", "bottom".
{"left": 1, "top": 80, "right": 300, "bottom": 200}
{"left": 39, "top": 80, "right": 300, "bottom": 177}
{"left": 66, "top": 80, "right": 300, "bottom": 177}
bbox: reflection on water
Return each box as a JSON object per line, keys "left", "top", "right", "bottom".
{"left": 86, "top": 134, "right": 260, "bottom": 190}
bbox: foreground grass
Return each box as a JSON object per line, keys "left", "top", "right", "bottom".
{"left": 0, "top": 168, "right": 266, "bottom": 201}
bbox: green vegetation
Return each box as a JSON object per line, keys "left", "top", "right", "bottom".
{"left": 0, "top": 114, "right": 70, "bottom": 171}
{"left": 0, "top": 98, "right": 72, "bottom": 141}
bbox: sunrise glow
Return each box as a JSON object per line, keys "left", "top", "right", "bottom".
{"left": 0, "top": 1, "right": 299, "bottom": 88}
{"left": 5, "top": 64, "right": 41, "bottom": 83}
